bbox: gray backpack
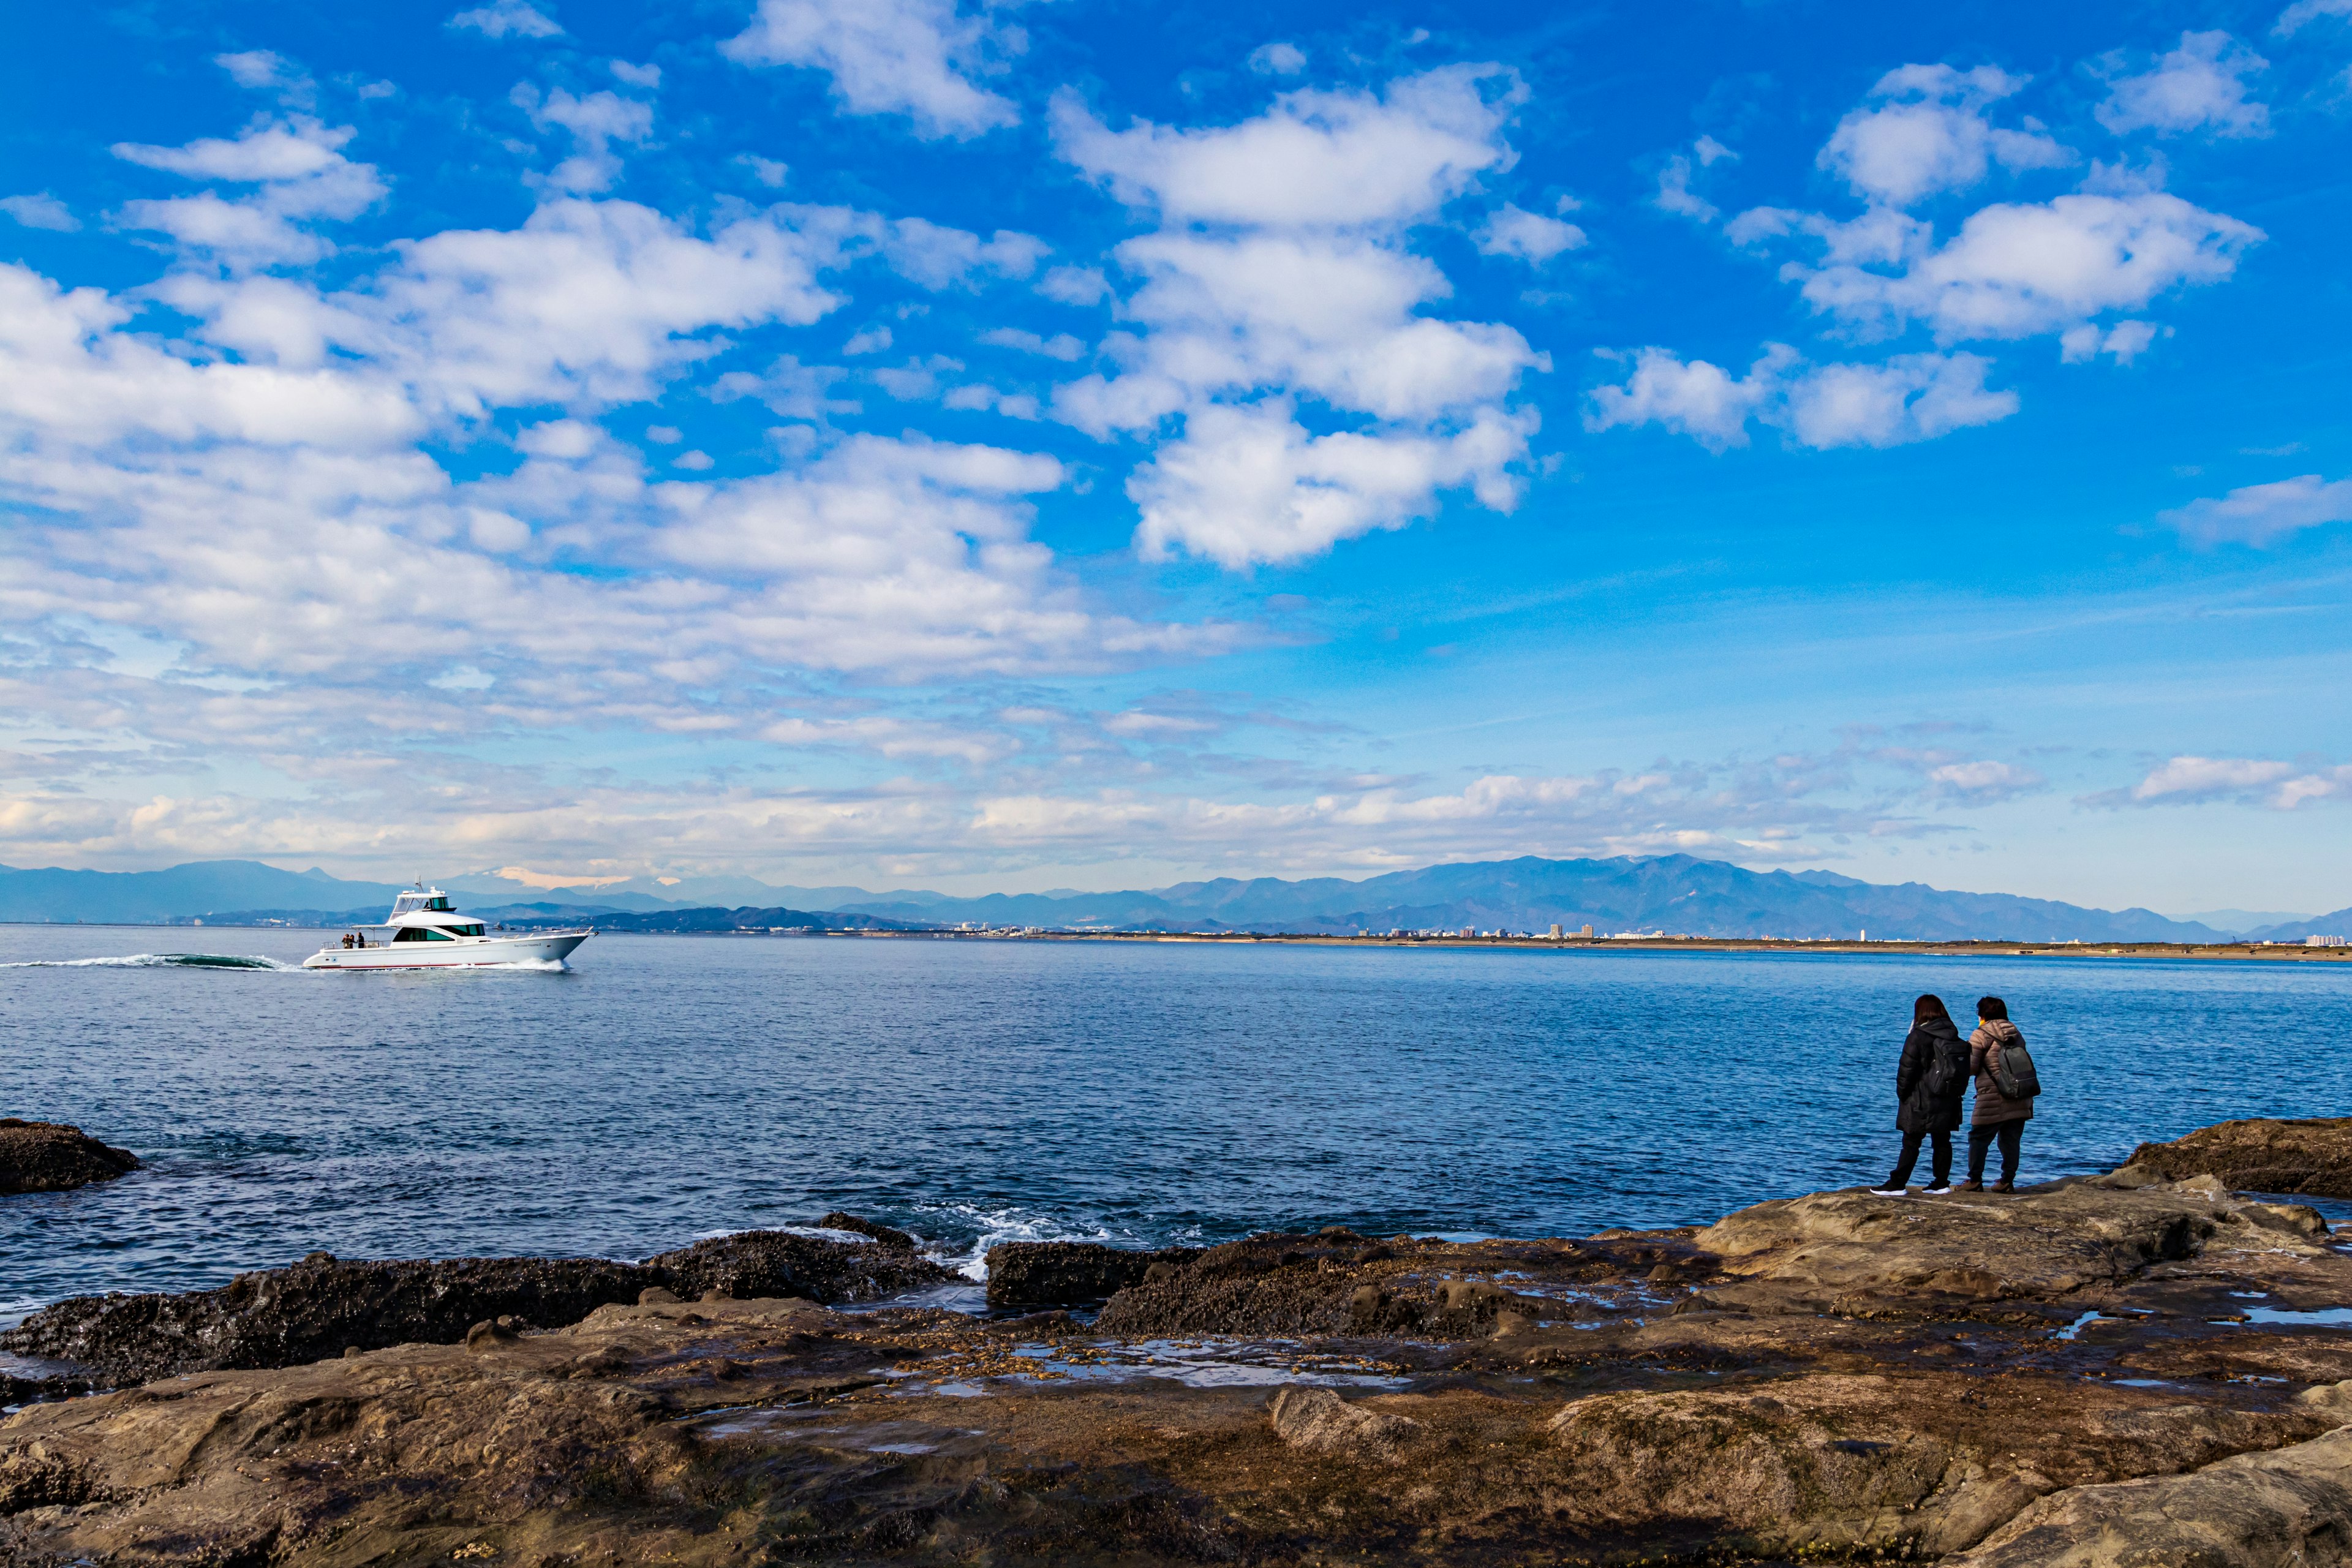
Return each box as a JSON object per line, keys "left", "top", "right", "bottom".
{"left": 1989, "top": 1038, "right": 2041, "bottom": 1100}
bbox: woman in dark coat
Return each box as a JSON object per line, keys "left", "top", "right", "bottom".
{"left": 1869, "top": 993, "right": 1969, "bottom": 1194}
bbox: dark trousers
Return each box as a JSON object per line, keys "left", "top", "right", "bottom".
{"left": 1969, "top": 1119, "right": 2025, "bottom": 1182}
{"left": 1888, "top": 1128, "right": 1953, "bottom": 1188}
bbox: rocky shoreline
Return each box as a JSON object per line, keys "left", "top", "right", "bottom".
{"left": 7, "top": 1118, "right": 2352, "bottom": 1564}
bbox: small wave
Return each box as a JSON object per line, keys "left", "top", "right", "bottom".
{"left": 0, "top": 952, "right": 300, "bottom": 971}
{"left": 907, "top": 1202, "right": 1141, "bottom": 1282}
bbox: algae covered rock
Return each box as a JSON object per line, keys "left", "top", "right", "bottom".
{"left": 2, "top": 1220, "right": 950, "bottom": 1387}
{"left": 2124, "top": 1117, "right": 2352, "bottom": 1199}
{"left": 1267, "top": 1385, "right": 1421, "bottom": 1462}
{"left": 0, "top": 1120, "right": 138, "bottom": 1194}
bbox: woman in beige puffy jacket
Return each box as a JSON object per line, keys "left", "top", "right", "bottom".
{"left": 1956, "top": 995, "right": 2033, "bottom": 1192}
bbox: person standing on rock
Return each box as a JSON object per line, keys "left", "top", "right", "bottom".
{"left": 1871, "top": 994, "right": 1970, "bottom": 1195}
{"left": 1958, "top": 996, "right": 2036, "bottom": 1193}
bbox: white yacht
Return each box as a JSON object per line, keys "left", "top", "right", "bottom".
{"left": 303, "top": 886, "right": 590, "bottom": 971}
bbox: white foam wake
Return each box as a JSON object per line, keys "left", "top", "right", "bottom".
{"left": 907, "top": 1202, "right": 1167, "bottom": 1281}
{"left": 0, "top": 952, "right": 301, "bottom": 971}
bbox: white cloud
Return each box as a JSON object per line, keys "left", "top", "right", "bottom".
{"left": 1250, "top": 42, "right": 1308, "bottom": 76}
{"left": 372, "top": 198, "right": 850, "bottom": 412}
{"left": 1129, "top": 399, "right": 1534, "bottom": 567}
{"left": 709, "top": 354, "right": 858, "bottom": 419}
{"left": 2059, "top": 318, "right": 2162, "bottom": 363}
{"left": 1798, "top": 191, "right": 2261, "bottom": 342}
{"left": 876, "top": 216, "right": 1047, "bottom": 288}
{"left": 722, "top": 0, "right": 1022, "bottom": 141}
{"left": 1924, "top": 759, "right": 2045, "bottom": 804}
{"left": 1036, "top": 265, "right": 1108, "bottom": 305}
{"left": 1585, "top": 344, "right": 2017, "bottom": 451}
{"left": 450, "top": 0, "right": 562, "bottom": 39}
{"left": 0, "top": 194, "right": 77, "bottom": 232}
{"left": 2160, "top": 473, "right": 2352, "bottom": 546}
{"left": 1781, "top": 352, "right": 2017, "bottom": 448}
{"left": 843, "top": 325, "right": 892, "bottom": 354}
{"left": 739, "top": 155, "right": 790, "bottom": 188}
{"left": 1054, "top": 67, "right": 1518, "bottom": 228}
{"left": 979, "top": 327, "right": 1085, "bottom": 360}
{"left": 2095, "top": 755, "right": 2352, "bottom": 809}
{"left": 2097, "top": 32, "right": 2269, "bottom": 138}
{"left": 1583, "top": 346, "right": 1774, "bottom": 451}
{"left": 1476, "top": 202, "right": 1586, "bottom": 263}
{"left": 113, "top": 120, "right": 387, "bottom": 268}
{"left": 1050, "top": 67, "right": 1543, "bottom": 565}
{"left": 1651, "top": 152, "right": 1717, "bottom": 222}
{"left": 610, "top": 60, "right": 662, "bottom": 89}
{"left": 214, "top": 50, "right": 314, "bottom": 105}
{"left": 1819, "top": 64, "right": 2070, "bottom": 208}
{"left": 513, "top": 85, "right": 654, "bottom": 194}
{"left": 2275, "top": 0, "right": 2352, "bottom": 37}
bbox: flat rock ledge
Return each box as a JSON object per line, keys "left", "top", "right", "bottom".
{"left": 11, "top": 1121, "right": 2352, "bottom": 1566}
{"left": 0, "top": 1120, "right": 138, "bottom": 1195}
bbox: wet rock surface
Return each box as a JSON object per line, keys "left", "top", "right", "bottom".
{"left": 0, "top": 1120, "right": 138, "bottom": 1195}
{"left": 982, "top": 1240, "right": 1197, "bottom": 1309}
{"left": 2119, "top": 1116, "right": 2352, "bottom": 1198}
{"left": 0, "top": 1221, "right": 952, "bottom": 1387}
{"left": 10, "top": 1153, "right": 2352, "bottom": 1564}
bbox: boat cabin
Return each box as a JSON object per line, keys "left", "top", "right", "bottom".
{"left": 380, "top": 886, "right": 488, "bottom": 941}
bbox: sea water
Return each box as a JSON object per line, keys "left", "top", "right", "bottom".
{"left": 4, "top": 927, "right": 2348, "bottom": 1319}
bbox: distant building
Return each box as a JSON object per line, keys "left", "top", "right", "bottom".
{"left": 1459, "top": 926, "right": 1476, "bottom": 938}
{"left": 1548, "top": 923, "right": 1563, "bottom": 939}
{"left": 2310, "top": 934, "right": 2349, "bottom": 948}
{"left": 1581, "top": 924, "right": 1594, "bottom": 938}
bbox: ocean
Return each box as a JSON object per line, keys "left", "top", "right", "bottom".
{"left": 5, "top": 925, "right": 2348, "bottom": 1321}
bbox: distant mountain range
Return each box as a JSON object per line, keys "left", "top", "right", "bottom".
{"left": 6, "top": 854, "right": 2344, "bottom": 943}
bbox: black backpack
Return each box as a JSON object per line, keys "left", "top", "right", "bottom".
{"left": 1923, "top": 1036, "right": 1966, "bottom": 1099}
{"left": 1989, "top": 1037, "right": 2041, "bottom": 1100}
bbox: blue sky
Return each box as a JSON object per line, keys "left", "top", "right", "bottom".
{"left": 2, "top": 0, "right": 2348, "bottom": 912}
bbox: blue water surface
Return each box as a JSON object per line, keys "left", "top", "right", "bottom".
{"left": 4, "top": 927, "right": 2348, "bottom": 1317}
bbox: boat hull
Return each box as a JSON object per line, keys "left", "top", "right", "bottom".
{"left": 303, "top": 932, "right": 590, "bottom": 970}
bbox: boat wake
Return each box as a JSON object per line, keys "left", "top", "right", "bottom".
{"left": 0, "top": 952, "right": 302, "bottom": 971}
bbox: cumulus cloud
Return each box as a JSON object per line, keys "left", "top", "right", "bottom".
{"left": 2160, "top": 473, "right": 2352, "bottom": 546}
{"left": 1810, "top": 192, "right": 2257, "bottom": 340}
{"left": 0, "top": 82, "right": 1231, "bottom": 816}
{"left": 0, "top": 194, "right": 77, "bottom": 232}
{"left": 1250, "top": 42, "right": 1307, "bottom": 76}
{"left": 450, "top": 0, "right": 562, "bottom": 39}
{"left": 2274, "top": 0, "right": 2352, "bottom": 37}
{"left": 1477, "top": 202, "right": 1586, "bottom": 262}
{"left": 113, "top": 120, "right": 386, "bottom": 268}
{"left": 1652, "top": 139, "right": 1733, "bottom": 222}
{"left": 1129, "top": 399, "right": 1534, "bottom": 566}
{"left": 2059, "top": 318, "right": 2163, "bottom": 363}
{"left": 1585, "top": 344, "right": 2017, "bottom": 451}
{"left": 2090, "top": 756, "right": 2352, "bottom": 809}
{"left": 1600, "top": 61, "right": 2263, "bottom": 462}
{"left": 1869, "top": 748, "right": 2047, "bottom": 805}
{"left": 1819, "top": 64, "right": 2070, "bottom": 208}
{"left": 2096, "top": 32, "right": 2269, "bottom": 138}
{"left": 1050, "top": 67, "right": 1544, "bottom": 565}
{"left": 512, "top": 85, "right": 654, "bottom": 194}
{"left": 722, "top": 0, "right": 1022, "bottom": 140}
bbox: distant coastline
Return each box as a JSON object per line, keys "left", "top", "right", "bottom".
{"left": 5, "top": 919, "right": 2346, "bottom": 963}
